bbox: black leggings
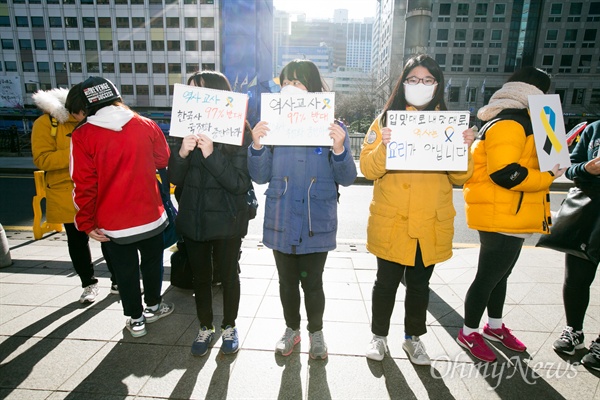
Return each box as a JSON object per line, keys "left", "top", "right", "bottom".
{"left": 63, "top": 223, "right": 97, "bottom": 288}
{"left": 463, "top": 231, "right": 524, "bottom": 329}
{"left": 563, "top": 254, "right": 599, "bottom": 331}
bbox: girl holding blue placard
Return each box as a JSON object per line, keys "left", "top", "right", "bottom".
{"left": 169, "top": 71, "right": 253, "bottom": 357}
{"left": 248, "top": 59, "right": 357, "bottom": 360}
{"left": 360, "top": 54, "right": 475, "bottom": 365}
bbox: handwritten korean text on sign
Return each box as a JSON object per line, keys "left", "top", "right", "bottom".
{"left": 386, "top": 110, "right": 470, "bottom": 171}
{"left": 260, "top": 92, "right": 335, "bottom": 146}
{"left": 169, "top": 83, "right": 248, "bottom": 146}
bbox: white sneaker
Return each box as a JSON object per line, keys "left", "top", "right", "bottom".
{"left": 402, "top": 336, "right": 431, "bottom": 366}
{"left": 79, "top": 283, "right": 99, "bottom": 303}
{"left": 366, "top": 335, "right": 388, "bottom": 361}
{"left": 275, "top": 327, "right": 301, "bottom": 356}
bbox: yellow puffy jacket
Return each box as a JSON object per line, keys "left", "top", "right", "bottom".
{"left": 360, "top": 115, "right": 474, "bottom": 267}
{"left": 463, "top": 117, "right": 554, "bottom": 234}
{"left": 31, "top": 112, "right": 79, "bottom": 224}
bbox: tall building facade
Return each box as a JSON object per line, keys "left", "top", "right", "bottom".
{"left": 372, "top": 0, "right": 600, "bottom": 127}
{"left": 0, "top": 0, "right": 273, "bottom": 125}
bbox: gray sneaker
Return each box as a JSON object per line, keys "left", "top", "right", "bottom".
{"left": 402, "top": 336, "right": 431, "bottom": 366}
{"left": 366, "top": 335, "right": 388, "bottom": 361}
{"left": 309, "top": 330, "right": 328, "bottom": 360}
{"left": 79, "top": 283, "right": 99, "bottom": 303}
{"left": 275, "top": 327, "right": 301, "bottom": 356}
{"left": 143, "top": 302, "right": 174, "bottom": 323}
{"left": 126, "top": 317, "right": 147, "bottom": 338}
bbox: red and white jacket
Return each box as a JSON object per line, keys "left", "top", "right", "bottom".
{"left": 70, "top": 105, "right": 170, "bottom": 244}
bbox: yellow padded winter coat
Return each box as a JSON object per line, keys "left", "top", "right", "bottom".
{"left": 31, "top": 113, "right": 79, "bottom": 224}
{"left": 360, "top": 115, "right": 474, "bottom": 267}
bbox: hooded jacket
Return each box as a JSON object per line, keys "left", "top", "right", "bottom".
{"left": 168, "top": 128, "right": 253, "bottom": 241}
{"left": 31, "top": 89, "right": 79, "bottom": 223}
{"left": 70, "top": 105, "right": 170, "bottom": 244}
{"left": 360, "top": 114, "right": 474, "bottom": 267}
{"left": 463, "top": 82, "right": 555, "bottom": 234}
{"left": 248, "top": 123, "right": 357, "bottom": 254}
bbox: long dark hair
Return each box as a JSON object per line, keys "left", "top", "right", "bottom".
{"left": 506, "top": 66, "right": 551, "bottom": 93}
{"left": 279, "top": 59, "right": 328, "bottom": 93}
{"left": 381, "top": 54, "right": 446, "bottom": 125}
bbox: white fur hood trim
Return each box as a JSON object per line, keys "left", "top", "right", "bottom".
{"left": 31, "top": 89, "right": 70, "bottom": 124}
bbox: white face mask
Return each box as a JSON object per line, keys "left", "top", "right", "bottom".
{"left": 280, "top": 84, "right": 308, "bottom": 95}
{"left": 404, "top": 83, "right": 436, "bottom": 107}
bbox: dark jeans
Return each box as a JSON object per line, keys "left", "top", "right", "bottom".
{"left": 563, "top": 253, "right": 598, "bottom": 331}
{"left": 103, "top": 233, "right": 164, "bottom": 319}
{"left": 100, "top": 242, "right": 117, "bottom": 285}
{"left": 184, "top": 236, "right": 242, "bottom": 329}
{"left": 463, "top": 231, "right": 524, "bottom": 328}
{"left": 63, "top": 223, "right": 98, "bottom": 288}
{"left": 371, "top": 244, "right": 435, "bottom": 337}
{"left": 273, "top": 250, "right": 327, "bottom": 333}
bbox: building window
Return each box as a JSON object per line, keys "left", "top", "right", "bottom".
{"left": 185, "top": 40, "right": 198, "bottom": 51}
{"left": 82, "top": 17, "right": 96, "bottom": 28}
{"left": 132, "top": 17, "right": 145, "bottom": 28}
{"left": 472, "top": 29, "right": 484, "bottom": 42}
{"left": 150, "top": 17, "right": 163, "bottom": 28}
{"left": 166, "top": 17, "right": 179, "bottom": 28}
{"left": 454, "top": 29, "right": 466, "bottom": 47}
{"left": 167, "top": 40, "right": 180, "bottom": 51}
{"left": 151, "top": 40, "right": 165, "bottom": 51}
{"left": 19, "top": 39, "right": 32, "bottom": 50}
{"left": 85, "top": 40, "right": 98, "bottom": 51}
{"left": 474, "top": 3, "right": 487, "bottom": 22}
{"left": 549, "top": 3, "right": 562, "bottom": 21}
{"left": 1, "top": 39, "right": 13, "bottom": 49}
{"left": 202, "top": 63, "right": 215, "bottom": 70}
{"left": 200, "top": 17, "right": 214, "bottom": 28}
{"left": 54, "top": 62, "right": 67, "bottom": 72}
{"left": 135, "top": 63, "right": 148, "bottom": 73}
{"left": 186, "top": 63, "right": 198, "bottom": 73}
{"left": 564, "top": 29, "right": 578, "bottom": 43}
{"left": 153, "top": 63, "right": 165, "bottom": 73}
{"left": 542, "top": 55, "right": 554, "bottom": 68}
{"left": 118, "top": 40, "right": 131, "bottom": 51}
{"left": 201, "top": 40, "right": 215, "bottom": 51}
{"left": 22, "top": 61, "right": 35, "bottom": 72}
{"left": 582, "top": 29, "right": 597, "bottom": 48}
{"left": 137, "top": 85, "right": 149, "bottom": 95}
{"left": 120, "top": 63, "right": 133, "bottom": 73}
{"left": 98, "top": 17, "right": 111, "bottom": 27}
{"left": 34, "top": 39, "right": 47, "bottom": 50}
{"left": 121, "top": 85, "right": 134, "bottom": 95}
{"left": 448, "top": 87, "right": 459, "bottom": 102}
{"left": 451, "top": 54, "right": 464, "bottom": 71}
{"left": 439, "top": 3, "right": 451, "bottom": 16}
{"left": 185, "top": 17, "right": 197, "bottom": 28}
{"left": 434, "top": 54, "right": 446, "bottom": 70}
{"left": 168, "top": 63, "right": 181, "bottom": 73}
{"left": 569, "top": 2, "right": 583, "bottom": 15}
{"left": 100, "top": 40, "right": 113, "bottom": 51}
{"left": 154, "top": 85, "right": 167, "bottom": 95}
{"left": 65, "top": 17, "right": 78, "bottom": 28}
{"left": 37, "top": 62, "right": 50, "bottom": 72}
{"left": 133, "top": 40, "right": 147, "bottom": 51}
{"left": 0, "top": 16, "right": 10, "bottom": 27}
{"left": 87, "top": 62, "right": 100, "bottom": 73}
{"left": 469, "top": 54, "right": 482, "bottom": 72}
{"left": 559, "top": 54, "right": 573, "bottom": 73}
{"left": 103, "top": 63, "right": 115, "bottom": 73}
{"left": 5, "top": 61, "right": 17, "bottom": 72}
{"left": 67, "top": 40, "right": 80, "bottom": 51}
{"left": 49, "top": 17, "right": 62, "bottom": 27}
{"left": 571, "top": 88, "right": 585, "bottom": 105}
{"left": 81, "top": 0, "right": 94, "bottom": 4}
{"left": 31, "top": 16, "right": 44, "bottom": 27}
{"left": 591, "top": 88, "right": 600, "bottom": 105}
{"left": 116, "top": 17, "right": 129, "bottom": 28}
{"left": 578, "top": 55, "right": 592, "bottom": 73}
{"left": 16, "top": 16, "right": 28, "bottom": 27}
{"left": 436, "top": 29, "right": 448, "bottom": 47}
{"left": 70, "top": 62, "right": 82, "bottom": 72}
{"left": 493, "top": 4, "right": 505, "bottom": 16}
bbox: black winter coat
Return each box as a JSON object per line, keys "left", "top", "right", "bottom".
{"left": 168, "top": 129, "right": 253, "bottom": 241}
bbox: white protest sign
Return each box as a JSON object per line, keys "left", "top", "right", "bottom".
{"left": 386, "top": 110, "right": 470, "bottom": 171}
{"left": 260, "top": 92, "right": 335, "bottom": 146}
{"left": 169, "top": 83, "right": 248, "bottom": 146}
{"left": 528, "top": 94, "right": 571, "bottom": 171}
{"left": 0, "top": 76, "right": 23, "bottom": 108}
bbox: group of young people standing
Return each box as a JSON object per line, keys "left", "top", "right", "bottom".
{"left": 31, "top": 53, "right": 599, "bottom": 371}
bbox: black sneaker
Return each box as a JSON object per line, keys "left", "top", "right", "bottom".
{"left": 553, "top": 326, "right": 585, "bottom": 355}
{"left": 581, "top": 338, "right": 600, "bottom": 371}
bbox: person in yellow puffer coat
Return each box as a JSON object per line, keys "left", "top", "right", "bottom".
{"left": 457, "top": 67, "right": 567, "bottom": 363}
{"left": 31, "top": 85, "right": 115, "bottom": 303}
{"left": 360, "top": 54, "right": 475, "bottom": 366}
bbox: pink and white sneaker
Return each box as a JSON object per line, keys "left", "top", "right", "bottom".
{"left": 457, "top": 329, "right": 497, "bottom": 362}
{"left": 482, "top": 323, "right": 526, "bottom": 352}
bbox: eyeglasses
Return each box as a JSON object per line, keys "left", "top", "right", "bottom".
{"left": 404, "top": 77, "right": 437, "bottom": 86}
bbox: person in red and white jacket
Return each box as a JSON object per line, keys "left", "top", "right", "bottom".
{"left": 70, "top": 76, "right": 174, "bottom": 338}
